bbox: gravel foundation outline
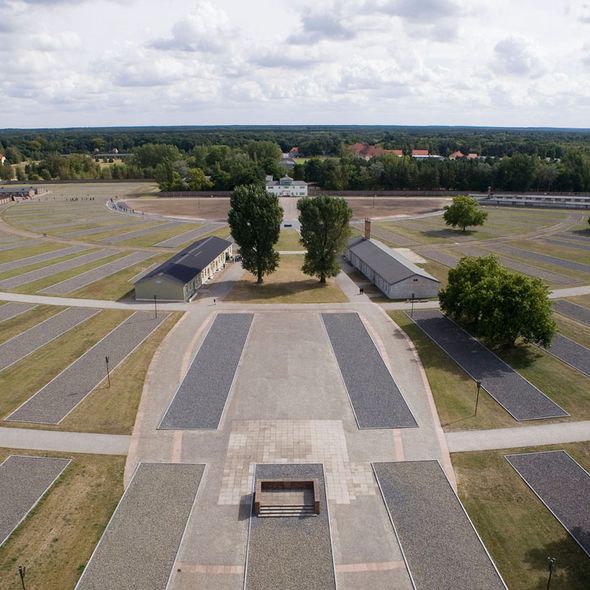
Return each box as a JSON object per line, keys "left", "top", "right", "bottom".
{"left": 373, "top": 460, "right": 507, "bottom": 590}
{"left": 410, "top": 310, "right": 569, "bottom": 421}
{"left": 6, "top": 311, "right": 169, "bottom": 424}
{"left": 245, "top": 464, "right": 336, "bottom": 590}
{"left": 321, "top": 312, "right": 417, "bottom": 429}
{"left": 0, "top": 307, "right": 99, "bottom": 372}
{"left": 159, "top": 313, "right": 253, "bottom": 429}
{"left": 543, "top": 238, "right": 590, "bottom": 253}
{"left": 75, "top": 462, "right": 205, "bottom": 590}
{"left": 103, "top": 221, "right": 181, "bottom": 244}
{"left": 0, "top": 245, "right": 87, "bottom": 274}
{"left": 553, "top": 300, "right": 590, "bottom": 326}
{"left": 545, "top": 334, "right": 590, "bottom": 378}
{"left": 492, "top": 243, "right": 590, "bottom": 275}
{"left": 0, "top": 455, "right": 71, "bottom": 546}
{"left": 40, "top": 251, "right": 156, "bottom": 295}
{"left": 0, "top": 302, "right": 37, "bottom": 322}
{"left": 506, "top": 450, "right": 590, "bottom": 557}
{"left": 156, "top": 222, "right": 223, "bottom": 247}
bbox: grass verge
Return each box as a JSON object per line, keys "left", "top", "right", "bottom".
{"left": 276, "top": 229, "right": 303, "bottom": 251}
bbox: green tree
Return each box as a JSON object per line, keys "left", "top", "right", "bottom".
{"left": 228, "top": 184, "right": 283, "bottom": 284}
{"left": 439, "top": 255, "right": 556, "bottom": 348}
{"left": 186, "top": 167, "right": 213, "bottom": 191}
{"left": 443, "top": 195, "right": 488, "bottom": 232}
{"left": 298, "top": 196, "right": 352, "bottom": 283}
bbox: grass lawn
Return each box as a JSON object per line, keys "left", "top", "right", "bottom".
{"left": 0, "top": 242, "right": 65, "bottom": 265}
{"left": 417, "top": 260, "right": 449, "bottom": 288}
{"left": 276, "top": 229, "right": 303, "bottom": 251}
{"left": 225, "top": 254, "right": 348, "bottom": 304}
{"left": 0, "top": 305, "right": 65, "bottom": 345}
{"left": 0, "top": 448, "right": 124, "bottom": 590}
{"left": 452, "top": 442, "right": 590, "bottom": 590}
{"left": 555, "top": 314, "right": 590, "bottom": 348}
{"left": 110, "top": 224, "right": 203, "bottom": 248}
{"left": 388, "top": 311, "right": 590, "bottom": 430}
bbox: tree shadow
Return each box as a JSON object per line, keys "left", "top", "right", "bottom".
{"left": 421, "top": 228, "right": 477, "bottom": 239}
{"left": 571, "top": 229, "right": 590, "bottom": 238}
{"left": 495, "top": 344, "right": 544, "bottom": 370}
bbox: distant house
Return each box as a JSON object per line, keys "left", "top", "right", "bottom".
{"left": 266, "top": 175, "right": 308, "bottom": 197}
{"left": 449, "top": 151, "right": 480, "bottom": 161}
{"left": 346, "top": 222, "right": 439, "bottom": 299}
{"left": 0, "top": 153, "right": 5, "bottom": 165}
{"left": 279, "top": 155, "right": 296, "bottom": 170}
{"left": 347, "top": 143, "right": 403, "bottom": 160}
{"left": 288, "top": 147, "right": 300, "bottom": 158}
{"left": 411, "top": 149, "right": 430, "bottom": 159}
{"left": 134, "top": 236, "right": 233, "bottom": 302}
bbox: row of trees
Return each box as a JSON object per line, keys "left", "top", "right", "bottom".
{"left": 228, "top": 185, "right": 351, "bottom": 285}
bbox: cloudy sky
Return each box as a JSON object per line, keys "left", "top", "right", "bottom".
{"left": 1, "top": 0, "right": 589, "bottom": 128}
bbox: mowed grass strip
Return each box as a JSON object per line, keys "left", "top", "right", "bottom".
{"left": 276, "top": 229, "right": 303, "bottom": 251}
{"left": 388, "top": 311, "right": 590, "bottom": 430}
{"left": 225, "top": 254, "right": 348, "bottom": 304}
{"left": 0, "top": 242, "right": 65, "bottom": 265}
{"left": 452, "top": 443, "right": 590, "bottom": 590}
{"left": 0, "top": 309, "right": 130, "bottom": 426}
{"left": 0, "top": 448, "right": 124, "bottom": 590}
{"left": 0, "top": 305, "right": 66, "bottom": 345}
{"left": 555, "top": 314, "right": 590, "bottom": 349}
{"left": 109, "top": 224, "right": 202, "bottom": 248}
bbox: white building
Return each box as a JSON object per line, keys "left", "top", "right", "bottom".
{"left": 266, "top": 175, "right": 308, "bottom": 197}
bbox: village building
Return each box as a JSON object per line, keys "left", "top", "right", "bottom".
{"left": 265, "top": 175, "right": 308, "bottom": 197}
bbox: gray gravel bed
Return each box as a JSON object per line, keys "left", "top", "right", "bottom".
{"left": 160, "top": 313, "right": 253, "bottom": 429}
{"left": 0, "top": 248, "right": 118, "bottom": 289}
{"left": 246, "top": 464, "right": 336, "bottom": 590}
{"left": 7, "top": 311, "right": 168, "bottom": 424}
{"left": 556, "top": 232, "right": 590, "bottom": 244}
{"left": 40, "top": 251, "right": 156, "bottom": 295}
{"left": 0, "top": 302, "right": 37, "bottom": 322}
{"left": 546, "top": 334, "right": 590, "bottom": 378}
{"left": 543, "top": 238, "right": 590, "bottom": 253}
{"left": 0, "top": 307, "right": 98, "bottom": 372}
{"left": 411, "top": 310, "right": 568, "bottom": 420}
{"left": 367, "top": 224, "right": 417, "bottom": 247}
{"left": 321, "top": 313, "right": 417, "bottom": 428}
{"left": 29, "top": 220, "right": 94, "bottom": 231}
{"left": 374, "top": 461, "right": 506, "bottom": 590}
{"left": 554, "top": 300, "right": 590, "bottom": 326}
{"left": 62, "top": 224, "right": 134, "bottom": 238}
{"left": 103, "top": 221, "right": 181, "bottom": 244}
{"left": 414, "top": 247, "right": 460, "bottom": 267}
{"left": 0, "top": 455, "right": 71, "bottom": 546}
{"left": 156, "top": 222, "right": 223, "bottom": 247}
{"left": 0, "top": 245, "right": 87, "bottom": 274}
{"left": 506, "top": 451, "right": 590, "bottom": 556}
{"left": 492, "top": 243, "right": 590, "bottom": 275}
{"left": 76, "top": 463, "right": 204, "bottom": 590}
{"left": 0, "top": 240, "right": 41, "bottom": 252}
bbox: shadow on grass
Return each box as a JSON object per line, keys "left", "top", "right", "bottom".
{"left": 495, "top": 343, "right": 544, "bottom": 370}
{"left": 227, "top": 279, "right": 334, "bottom": 301}
{"left": 421, "top": 228, "right": 478, "bottom": 239}
{"left": 571, "top": 229, "right": 590, "bottom": 238}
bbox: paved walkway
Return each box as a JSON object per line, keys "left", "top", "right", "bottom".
{"left": 0, "top": 427, "right": 130, "bottom": 455}
{"left": 446, "top": 421, "right": 590, "bottom": 452}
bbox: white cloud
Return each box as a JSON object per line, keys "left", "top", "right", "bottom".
{"left": 288, "top": 5, "right": 356, "bottom": 45}
{"left": 491, "top": 36, "right": 546, "bottom": 78}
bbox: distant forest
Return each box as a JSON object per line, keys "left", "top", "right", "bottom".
{"left": 1, "top": 125, "right": 590, "bottom": 192}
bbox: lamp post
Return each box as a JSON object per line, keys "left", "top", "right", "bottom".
{"left": 546, "top": 557, "right": 556, "bottom": 589}
{"left": 18, "top": 565, "right": 26, "bottom": 590}
{"left": 153, "top": 294, "right": 157, "bottom": 319}
{"left": 410, "top": 293, "right": 415, "bottom": 318}
{"left": 105, "top": 356, "right": 110, "bottom": 388}
{"left": 475, "top": 380, "right": 482, "bottom": 416}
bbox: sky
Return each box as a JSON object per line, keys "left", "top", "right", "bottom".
{"left": 0, "top": 0, "right": 589, "bottom": 129}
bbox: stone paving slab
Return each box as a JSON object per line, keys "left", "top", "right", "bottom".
{"left": 0, "top": 245, "right": 87, "bottom": 273}
{"left": 76, "top": 463, "right": 204, "bottom": 590}
{"left": 506, "top": 451, "right": 590, "bottom": 556}
{"left": 411, "top": 310, "right": 569, "bottom": 421}
{"left": 0, "top": 307, "right": 98, "bottom": 372}
{"left": 0, "top": 302, "right": 36, "bottom": 322}
{"left": 156, "top": 223, "right": 222, "bottom": 247}
{"left": 546, "top": 334, "right": 590, "bottom": 378}
{"left": 492, "top": 243, "right": 590, "bottom": 275}
{"left": 40, "top": 251, "right": 156, "bottom": 295}
{"left": 246, "top": 464, "right": 336, "bottom": 590}
{"left": 0, "top": 248, "right": 118, "bottom": 289}
{"left": 6, "top": 311, "right": 168, "bottom": 424}
{"left": 103, "top": 221, "right": 181, "bottom": 244}
{"left": 554, "top": 299, "right": 590, "bottom": 326}
{"left": 321, "top": 313, "right": 417, "bottom": 429}
{"left": 0, "top": 455, "right": 71, "bottom": 546}
{"left": 373, "top": 461, "right": 506, "bottom": 590}
{"left": 160, "top": 313, "right": 253, "bottom": 429}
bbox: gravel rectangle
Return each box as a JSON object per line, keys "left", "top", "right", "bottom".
{"left": 0, "top": 307, "right": 98, "bottom": 372}
{"left": 554, "top": 300, "right": 590, "bottom": 326}
{"left": 6, "top": 311, "right": 168, "bottom": 424}
{"left": 160, "top": 313, "right": 253, "bottom": 429}
{"left": 411, "top": 310, "right": 568, "bottom": 420}
{"left": 62, "top": 224, "right": 134, "bottom": 238}
{"left": 0, "top": 455, "right": 71, "bottom": 546}
{"left": 506, "top": 451, "right": 590, "bottom": 556}
{"left": 76, "top": 462, "right": 204, "bottom": 590}
{"left": 0, "top": 245, "right": 88, "bottom": 274}
{"left": 40, "top": 251, "right": 156, "bottom": 295}
{"left": 543, "top": 238, "right": 590, "bottom": 253}
{"left": 0, "top": 248, "right": 118, "bottom": 289}
{"left": 0, "top": 302, "right": 37, "bottom": 322}
{"left": 374, "top": 461, "right": 506, "bottom": 590}
{"left": 321, "top": 312, "right": 417, "bottom": 429}
{"left": 246, "top": 463, "right": 336, "bottom": 590}
{"left": 156, "top": 223, "right": 223, "bottom": 247}
{"left": 415, "top": 247, "right": 460, "bottom": 267}
{"left": 492, "top": 243, "right": 590, "bottom": 275}
{"left": 546, "top": 334, "right": 590, "bottom": 378}
{"left": 103, "top": 221, "right": 181, "bottom": 244}
{"left": 0, "top": 240, "right": 42, "bottom": 252}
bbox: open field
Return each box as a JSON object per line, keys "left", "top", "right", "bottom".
{"left": 124, "top": 197, "right": 230, "bottom": 221}
{"left": 452, "top": 442, "right": 590, "bottom": 590}
{"left": 0, "top": 448, "right": 124, "bottom": 590}
{"left": 388, "top": 311, "right": 590, "bottom": 430}
{"left": 225, "top": 254, "right": 348, "bottom": 303}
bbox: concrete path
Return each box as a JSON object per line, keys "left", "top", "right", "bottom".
{"left": 446, "top": 420, "right": 590, "bottom": 452}
{"left": 0, "top": 427, "right": 129, "bottom": 455}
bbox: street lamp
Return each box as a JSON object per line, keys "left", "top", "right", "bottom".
{"left": 410, "top": 293, "right": 416, "bottom": 318}
{"left": 546, "top": 557, "right": 556, "bottom": 589}
{"left": 153, "top": 294, "right": 157, "bottom": 319}
{"left": 474, "top": 380, "right": 482, "bottom": 416}
{"left": 18, "top": 565, "right": 26, "bottom": 590}
{"left": 105, "top": 356, "right": 110, "bottom": 388}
